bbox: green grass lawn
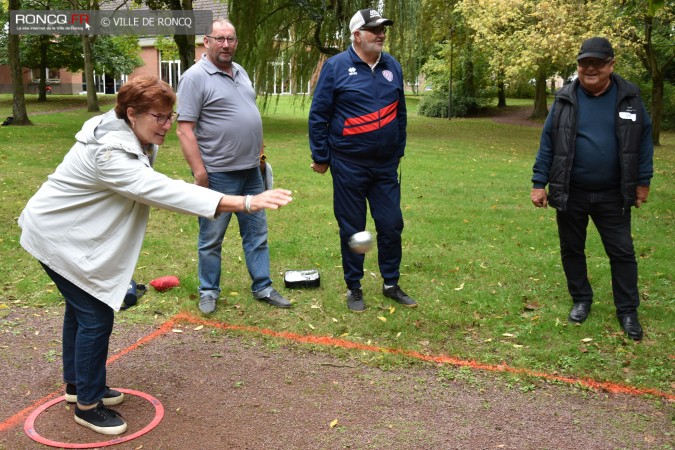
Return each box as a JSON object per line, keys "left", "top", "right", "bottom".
{"left": 1, "top": 94, "right": 672, "bottom": 395}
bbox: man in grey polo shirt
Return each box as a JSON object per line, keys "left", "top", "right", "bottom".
{"left": 176, "top": 18, "right": 291, "bottom": 313}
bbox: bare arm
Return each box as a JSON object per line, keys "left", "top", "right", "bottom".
{"left": 176, "top": 121, "right": 209, "bottom": 187}
{"left": 216, "top": 189, "right": 293, "bottom": 214}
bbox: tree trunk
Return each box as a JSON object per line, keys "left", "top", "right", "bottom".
{"left": 8, "top": 0, "right": 32, "bottom": 125}
{"left": 38, "top": 35, "right": 49, "bottom": 102}
{"left": 174, "top": 34, "right": 196, "bottom": 72}
{"left": 650, "top": 74, "right": 663, "bottom": 146}
{"left": 642, "top": 13, "right": 662, "bottom": 146}
{"left": 497, "top": 72, "right": 506, "bottom": 108}
{"left": 530, "top": 69, "right": 549, "bottom": 120}
{"left": 171, "top": 0, "right": 195, "bottom": 73}
{"left": 82, "top": 34, "right": 100, "bottom": 112}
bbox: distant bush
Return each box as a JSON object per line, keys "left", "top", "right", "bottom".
{"left": 417, "top": 91, "right": 448, "bottom": 118}
{"left": 418, "top": 89, "right": 491, "bottom": 118}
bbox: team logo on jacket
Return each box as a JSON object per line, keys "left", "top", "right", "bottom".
{"left": 382, "top": 70, "right": 393, "bottom": 82}
{"left": 348, "top": 67, "right": 357, "bottom": 76}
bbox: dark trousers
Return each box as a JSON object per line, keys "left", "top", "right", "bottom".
{"left": 330, "top": 157, "right": 403, "bottom": 290}
{"left": 41, "top": 263, "right": 114, "bottom": 405}
{"left": 555, "top": 188, "right": 640, "bottom": 317}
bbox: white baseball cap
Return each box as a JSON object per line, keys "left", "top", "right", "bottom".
{"left": 349, "top": 9, "right": 393, "bottom": 34}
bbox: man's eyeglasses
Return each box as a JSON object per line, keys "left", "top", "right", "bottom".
{"left": 149, "top": 112, "right": 178, "bottom": 125}
{"left": 578, "top": 58, "right": 613, "bottom": 69}
{"left": 360, "top": 27, "right": 387, "bottom": 35}
{"left": 206, "top": 35, "right": 237, "bottom": 45}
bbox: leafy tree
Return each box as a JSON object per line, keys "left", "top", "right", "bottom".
{"left": 226, "top": 0, "right": 422, "bottom": 97}
{"left": 418, "top": 1, "right": 494, "bottom": 118}
{"left": 458, "top": 0, "right": 588, "bottom": 119}
{"left": 589, "top": 0, "right": 674, "bottom": 145}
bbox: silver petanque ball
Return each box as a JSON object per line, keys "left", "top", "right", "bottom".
{"left": 348, "top": 231, "right": 374, "bottom": 254}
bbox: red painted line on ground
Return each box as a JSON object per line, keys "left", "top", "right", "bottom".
{"left": 0, "top": 392, "right": 62, "bottom": 433}
{"left": 106, "top": 318, "right": 177, "bottom": 365}
{"left": 171, "top": 311, "right": 675, "bottom": 402}
{"left": 2, "top": 311, "right": 672, "bottom": 436}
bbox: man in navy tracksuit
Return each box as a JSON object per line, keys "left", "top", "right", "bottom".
{"left": 309, "top": 8, "right": 417, "bottom": 312}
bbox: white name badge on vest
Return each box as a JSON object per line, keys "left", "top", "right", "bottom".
{"left": 619, "top": 111, "right": 637, "bottom": 122}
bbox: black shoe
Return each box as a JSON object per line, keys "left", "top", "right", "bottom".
{"left": 74, "top": 402, "right": 127, "bottom": 435}
{"left": 65, "top": 384, "right": 125, "bottom": 406}
{"left": 382, "top": 285, "right": 418, "bottom": 308}
{"left": 347, "top": 288, "right": 365, "bottom": 312}
{"left": 257, "top": 289, "right": 292, "bottom": 308}
{"left": 618, "top": 315, "right": 643, "bottom": 341}
{"left": 568, "top": 302, "right": 591, "bottom": 323}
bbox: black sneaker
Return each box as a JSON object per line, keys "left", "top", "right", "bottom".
{"left": 347, "top": 288, "right": 365, "bottom": 312}
{"left": 65, "top": 384, "right": 125, "bottom": 406}
{"left": 382, "top": 285, "right": 418, "bottom": 307}
{"left": 74, "top": 402, "right": 127, "bottom": 435}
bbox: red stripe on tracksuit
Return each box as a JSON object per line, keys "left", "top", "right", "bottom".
{"left": 342, "top": 100, "right": 399, "bottom": 136}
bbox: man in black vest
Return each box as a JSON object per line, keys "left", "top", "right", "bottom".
{"left": 531, "top": 37, "right": 654, "bottom": 340}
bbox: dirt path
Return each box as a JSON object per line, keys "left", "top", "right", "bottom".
{"left": 489, "top": 105, "right": 544, "bottom": 127}
{"left": 1, "top": 307, "right": 672, "bottom": 449}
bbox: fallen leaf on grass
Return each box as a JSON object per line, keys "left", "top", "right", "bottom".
{"left": 308, "top": 324, "right": 316, "bottom": 330}
{"left": 524, "top": 302, "right": 541, "bottom": 311}
{"left": 329, "top": 418, "right": 338, "bottom": 428}
{"left": 502, "top": 333, "right": 515, "bottom": 337}
{"left": 377, "top": 316, "right": 387, "bottom": 322}
{"left": 389, "top": 306, "right": 395, "bottom": 314}
{"left": 172, "top": 329, "right": 183, "bottom": 333}
{"left": 194, "top": 325, "right": 204, "bottom": 331}
{"left": 581, "top": 337, "right": 593, "bottom": 343}
{"left": 454, "top": 283, "right": 465, "bottom": 291}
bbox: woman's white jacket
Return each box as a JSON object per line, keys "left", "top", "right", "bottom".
{"left": 19, "top": 110, "right": 223, "bottom": 311}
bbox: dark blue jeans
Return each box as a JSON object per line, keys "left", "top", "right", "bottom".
{"left": 330, "top": 157, "right": 403, "bottom": 290}
{"left": 555, "top": 188, "right": 640, "bottom": 317}
{"left": 41, "top": 263, "right": 114, "bottom": 405}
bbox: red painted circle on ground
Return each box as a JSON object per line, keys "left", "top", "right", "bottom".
{"left": 24, "top": 388, "right": 164, "bottom": 448}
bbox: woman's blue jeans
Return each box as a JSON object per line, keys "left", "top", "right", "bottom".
{"left": 40, "top": 262, "right": 114, "bottom": 406}
{"left": 198, "top": 168, "right": 273, "bottom": 297}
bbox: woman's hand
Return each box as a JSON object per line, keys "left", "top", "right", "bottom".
{"left": 248, "top": 189, "right": 293, "bottom": 212}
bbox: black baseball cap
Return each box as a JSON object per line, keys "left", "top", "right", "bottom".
{"left": 577, "top": 37, "right": 614, "bottom": 60}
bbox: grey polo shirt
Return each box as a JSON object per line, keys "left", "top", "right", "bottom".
{"left": 177, "top": 54, "right": 262, "bottom": 172}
